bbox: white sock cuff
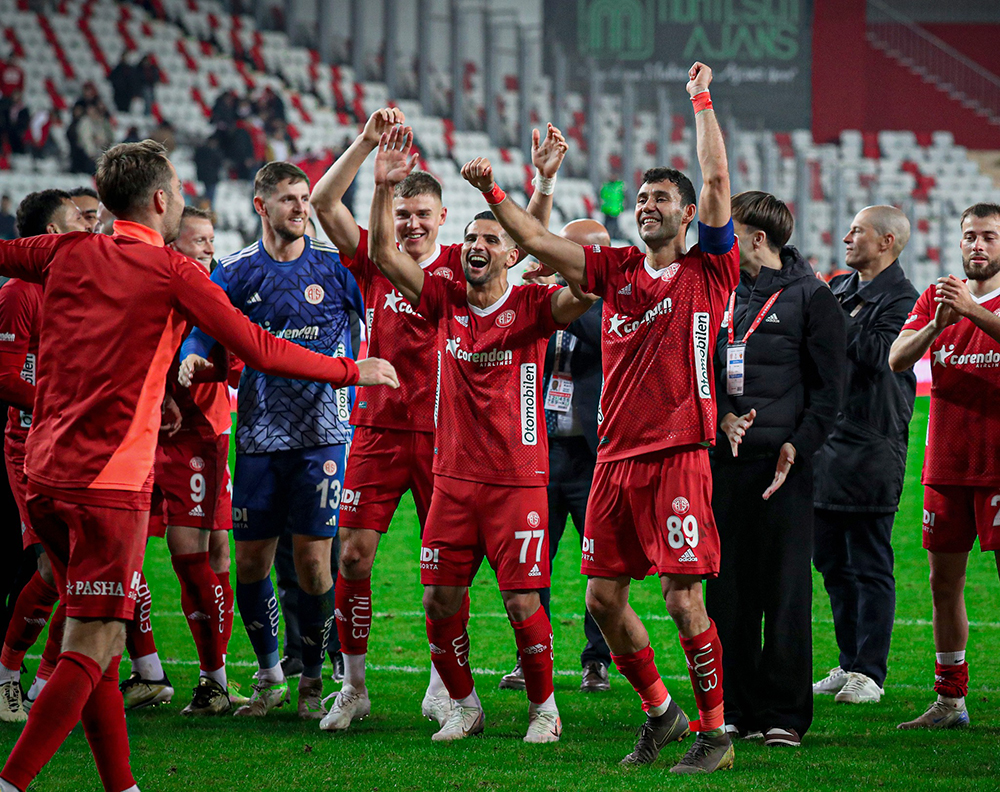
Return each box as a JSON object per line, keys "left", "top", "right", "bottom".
{"left": 132, "top": 653, "right": 164, "bottom": 681}
{"left": 936, "top": 651, "right": 966, "bottom": 666}
{"left": 647, "top": 692, "right": 672, "bottom": 718}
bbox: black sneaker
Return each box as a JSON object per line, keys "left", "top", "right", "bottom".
{"left": 181, "top": 677, "right": 232, "bottom": 716}
{"left": 280, "top": 655, "right": 304, "bottom": 679}
{"left": 670, "top": 728, "right": 735, "bottom": 774}
{"left": 329, "top": 651, "right": 345, "bottom": 682}
{"left": 498, "top": 658, "right": 525, "bottom": 691}
{"left": 620, "top": 698, "right": 690, "bottom": 765}
{"left": 580, "top": 661, "right": 610, "bottom": 692}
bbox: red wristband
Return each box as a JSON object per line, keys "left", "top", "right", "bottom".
{"left": 483, "top": 183, "right": 506, "bottom": 205}
{"left": 691, "top": 91, "right": 713, "bottom": 114}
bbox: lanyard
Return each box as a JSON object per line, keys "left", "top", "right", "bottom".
{"left": 727, "top": 288, "right": 783, "bottom": 345}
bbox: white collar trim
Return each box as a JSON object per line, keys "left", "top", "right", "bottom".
{"left": 416, "top": 243, "right": 443, "bottom": 270}
{"left": 644, "top": 259, "right": 680, "bottom": 279}
{"left": 468, "top": 281, "right": 513, "bottom": 316}
{"left": 973, "top": 283, "right": 1000, "bottom": 304}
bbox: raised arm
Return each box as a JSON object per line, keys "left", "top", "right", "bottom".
{"left": 687, "top": 62, "right": 731, "bottom": 228}
{"left": 367, "top": 126, "right": 426, "bottom": 306}
{"left": 550, "top": 283, "right": 598, "bottom": 325}
{"left": 311, "top": 107, "right": 405, "bottom": 259}
{"left": 889, "top": 292, "right": 955, "bottom": 372}
{"left": 461, "top": 157, "right": 587, "bottom": 287}
{"left": 523, "top": 123, "right": 569, "bottom": 232}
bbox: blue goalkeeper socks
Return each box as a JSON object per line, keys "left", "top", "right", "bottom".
{"left": 299, "top": 586, "right": 335, "bottom": 679}
{"left": 236, "top": 577, "right": 281, "bottom": 671}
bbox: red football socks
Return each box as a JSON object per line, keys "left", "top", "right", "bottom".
{"left": 934, "top": 660, "right": 969, "bottom": 699}
{"left": 216, "top": 570, "right": 234, "bottom": 650}
{"left": 426, "top": 610, "right": 474, "bottom": 701}
{"left": 335, "top": 576, "right": 372, "bottom": 655}
{"left": 1, "top": 651, "right": 101, "bottom": 791}
{"left": 511, "top": 607, "right": 554, "bottom": 705}
{"left": 680, "top": 619, "right": 725, "bottom": 731}
{"left": 81, "top": 655, "right": 135, "bottom": 792}
{"left": 37, "top": 603, "right": 66, "bottom": 680}
{"left": 124, "top": 572, "right": 157, "bottom": 659}
{"left": 611, "top": 644, "right": 669, "bottom": 712}
{"left": 1, "top": 572, "right": 59, "bottom": 670}
{"left": 171, "top": 552, "right": 225, "bottom": 673}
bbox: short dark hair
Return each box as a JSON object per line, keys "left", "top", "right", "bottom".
{"left": 69, "top": 186, "right": 98, "bottom": 201}
{"left": 15, "top": 189, "right": 73, "bottom": 238}
{"left": 731, "top": 191, "right": 794, "bottom": 251}
{"left": 960, "top": 202, "right": 1000, "bottom": 227}
{"left": 96, "top": 140, "right": 174, "bottom": 217}
{"left": 641, "top": 167, "right": 696, "bottom": 208}
{"left": 463, "top": 211, "right": 513, "bottom": 247}
{"left": 254, "top": 161, "right": 310, "bottom": 198}
{"left": 181, "top": 205, "right": 217, "bottom": 226}
{"left": 395, "top": 171, "right": 442, "bottom": 201}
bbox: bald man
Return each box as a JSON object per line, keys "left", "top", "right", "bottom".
{"left": 812, "top": 205, "right": 919, "bottom": 704}
{"left": 499, "top": 220, "right": 613, "bottom": 694}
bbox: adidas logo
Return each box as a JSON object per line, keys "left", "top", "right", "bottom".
{"left": 334, "top": 608, "right": 345, "bottom": 621}
{"left": 618, "top": 283, "right": 632, "bottom": 295}
{"left": 247, "top": 292, "right": 262, "bottom": 304}
{"left": 186, "top": 610, "right": 211, "bottom": 621}
{"left": 188, "top": 505, "right": 205, "bottom": 517}
{"left": 523, "top": 642, "right": 548, "bottom": 655}
{"left": 528, "top": 563, "right": 541, "bottom": 577}
{"left": 678, "top": 548, "right": 699, "bottom": 562}
{"left": 457, "top": 315, "right": 469, "bottom": 327}
{"left": 428, "top": 643, "right": 446, "bottom": 655}
{"left": 765, "top": 313, "right": 780, "bottom": 323}
{"left": 326, "top": 516, "right": 337, "bottom": 526}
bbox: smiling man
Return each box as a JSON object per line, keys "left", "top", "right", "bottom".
{"left": 309, "top": 109, "right": 567, "bottom": 731}
{"left": 889, "top": 202, "right": 1000, "bottom": 731}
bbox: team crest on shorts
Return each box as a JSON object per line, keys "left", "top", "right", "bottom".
{"left": 433, "top": 267, "right": 454, "bottom": 280}
{"left": 323, "top": 460, "right": 338, "bottom": 476}
{"left": 671, "top": 496, "right": 690, "bottom": 515}
{"left": 527, "top": 511, "right": 541, "bottom": 527}
{"left": 189, "top": 456, "right": 205, "bottom": 471}
{"left": 304, "top": 284, "right": 325, "bottom": 304}
{"left": 496, "top": 310, "right": 516, "bottom": 328}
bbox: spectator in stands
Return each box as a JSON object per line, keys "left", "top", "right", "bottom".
{"left": 211, "top": 90, "right": 239, "bottom": 132}
{"left": 109, "top": 54, "right": 142, "bottom": 113}
{"left": 266, "top": 118, "right": 295, "bottom": 162}
{"left": 151, "top": 120, "right": 177, "bottom": 154}
{"left": 0, "top": 196, "right": 15, "bottom": 240}
{"left": 138, "top": 54, "right": 163, "bottom": 114}
{"left": 258, "top": 86, "right": 285, "bottom": 124}
{"left": 812, "top": 206, "right": 917, "bottom": 705}
{"left": 76, "top": 103, "right": 115, "bottom": 173}
{"left": 0, "top": 89, "right": 30, "bottom": 156}
{"left": 0, "top": 58, "right": 24, "bottom": 100}
{"left": 195, "top": 134, "right": 223, "bottom": 206}
{"left": 66, "top": 104, "right": 91, "bottom": 174}
{"left": 73, "top": 82, "right": 101, "bottom": 115}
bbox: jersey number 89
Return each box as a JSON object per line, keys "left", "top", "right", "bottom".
{"left": 667, "top": 515, "right": 699, "bottom": 549}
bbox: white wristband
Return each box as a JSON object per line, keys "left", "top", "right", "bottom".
{"left": 533, "top": 172, "right": 556, "bottom": 196}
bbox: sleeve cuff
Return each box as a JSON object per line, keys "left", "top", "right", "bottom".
{"left": 698, "top": 219, "right": 735, "bottom": 255}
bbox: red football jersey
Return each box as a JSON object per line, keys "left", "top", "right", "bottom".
{"left": 904, "top": 282, "right": 1000, "bottom": 486}
{"left": 0, "top": 221, "right": 359, "bottom": 508}
{"left": 0, "top": 278, "right": 40, "bottom": 458}
{"left": 417, "top": 277, "right": 564, "bottom": 486}
{"left": 342, "top": 227, "right": 464, "bottom": 433}
{"left": 582, "top": 241, "right": 740, "bottom": 461}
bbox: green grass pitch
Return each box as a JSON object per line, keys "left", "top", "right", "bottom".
{"left": 3, "top": 397, "right": 999, "bottom": 790}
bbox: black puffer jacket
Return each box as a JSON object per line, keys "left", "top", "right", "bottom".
{"left": 713, "top": 246, "right": 846, "bottom": 462}
{"left": 813, "top": 263, "right": 918, "bottom": 512}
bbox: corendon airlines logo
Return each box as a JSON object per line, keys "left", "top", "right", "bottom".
{"left": 932, "top": 343, "right": 1000, "bottom": 368}
{"left": 383, "top": 290, "right": 419, "bottom": 316}
{"left": 606, "top": 296, "right": 673, "bottom": 338}
{"left": 446, "top": 337, "right": 513, "bottom": 367}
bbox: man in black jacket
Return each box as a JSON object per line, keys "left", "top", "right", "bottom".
{"left": 707, "top": 191, "right": 846, "bottom": 747}
{"left": 812, "top": 205, "right": 917, "bottom": 704}
{"left": 499, "top": 219, "right": 613, "bottom": 694}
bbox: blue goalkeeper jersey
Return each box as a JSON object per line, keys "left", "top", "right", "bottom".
{"left": 183, "top": 236, "right": 364, "bottom": 454}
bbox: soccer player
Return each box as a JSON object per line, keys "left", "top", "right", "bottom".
{"left": 463, "top": 62, "right": 739, "bottom": 773}
{"left": 135, "top": 205, "right": 237, "bottom": 715}
{"left": 69, "top": 187, "right": 101, "bottom": 233}
{"left": 309, "top": 108, "right": 567, "bottom": 730}
{"left": 0, "top": 190, "right": 90, "bottom": 723}
{"left": 888, "top": 202, "right": 1000, "bottom": 730}
{"left": 181, "top": 161, "right": 366, "bottom": 720}
{"left": 369, "top": 125, "right": 593, "bottom": 743}
{"left": 0, "top": 139, "right": 397, "bottom": 792}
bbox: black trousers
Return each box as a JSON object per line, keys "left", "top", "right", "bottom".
{"left": 813, "top": 509, "right": 895, "bottom": 687}
{"left": 1, "top": 413, "right": 34, "bottom": 641}
{"left": 539, "top": 436, "right": 610, "bottom": 668}
{"left": 707, "top": 455, "right": 814, "bottom": 737}
{"left": 275, "top": 530, "right": 341, "bottom": 660}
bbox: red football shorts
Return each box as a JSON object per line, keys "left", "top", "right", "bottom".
{"left": 420, "top": 475, "right": 550, "bottom": 591}
{"left": 582, "top": 445, "right": 720, "bottom": 580}
{"left": 922, "top": 484, "right": 1000, "bottom": 553}
{"left": 26, "top": 489, "right": 148, "bottom": 620}
{"left": 4, "top": 447, "right": 39, "bottom": 548}
{"left": 152, "top": 433, "right": 230, "bottom": 531}
{"left": 340, "top": 426, "right": 434, "bottom": 533}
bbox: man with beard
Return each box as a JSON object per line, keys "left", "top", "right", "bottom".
{"left": 889, "top": 202, "right": 1000, "bottom": 730}
{"left": 68, "top": 187, "right": 101, "bottom": 234}
{"left": 462, "top": 62, "right": 739, "bottom": 773}
{"left": 180, "top": 162, "right": 366, "bottom": 721}
{"left": 369, "top": 125, "right": 594, "bottom": 743}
